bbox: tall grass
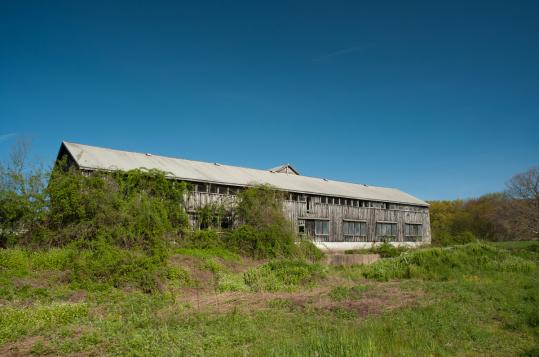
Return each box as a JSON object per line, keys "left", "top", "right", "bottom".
{"left": 353, "top": 243, "right": 535, "bottom": 281}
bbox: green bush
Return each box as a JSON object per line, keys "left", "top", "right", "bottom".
{"left": 225, "top": 224, "right": 297, "bottom": 259}
{"left": 359, "top": 243, "right": 535, "bottom": 281}
{"left": 243, "top": 260, "right": 326, "bottom": 292}
{"left": 182, "top": 229, "right": 223, "bottom": 249}
{"left": 434, "top": 230, "right": 478, "bottom": 246}
{"left": 40, "top": 166, "right": 189, "bottom": 249}
{"left": 0, "top": 302, "right": 88, "bottom": 345}
{"left": 68, "top": 240, "right": 170, "bottom": 293}
{"left": 296, "top": 239, "right": 325, "bottom": 262}
{"left": 227, "top": 185, "right": 307, "bottom": 259}
{"left": 372, "top": 242, "right": 407, "bottom": 258}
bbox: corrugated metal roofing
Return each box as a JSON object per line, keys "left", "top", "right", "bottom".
{"left": 60, "top": 141, "right": 428, "bottom": 206}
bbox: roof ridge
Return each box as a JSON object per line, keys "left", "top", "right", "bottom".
{"left": 61, "top": 141, "right": 428, "bottom": 206}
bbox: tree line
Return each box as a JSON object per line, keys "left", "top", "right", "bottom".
{"left": 429, "top": 167, "right": 539, "bottom": 245}
{"left": 1, "top": 139, "right": 538, "bottom": 249}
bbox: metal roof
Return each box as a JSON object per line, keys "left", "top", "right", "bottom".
{"left": 60, "top": 141, "right": 428, "bottom": 206}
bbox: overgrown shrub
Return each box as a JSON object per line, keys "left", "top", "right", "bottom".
{"left": 434, "top": 231, "right": 478, "bottom": 246}
{"left": 371, "top": 242, "right": 407, "bottom": 258}
{"left": 296, "top": 239, "right": 325, "bottom": 262}
{"left": 224, "top": 185, "right": 322, "bottom": 260}
{"left": 225, "top": 224, "right": 297, "bottom": 259}
{"left": 358, "top": 243, "right": 535, "bottom": 281}
{"left": 243, "top": 260, "right": 326, "bottom": 292}
{"left": 182, "top": 229, "right": 223, "bottom": 249}
{"left": 44, "top": 165, "right": 189, "bottom": 250}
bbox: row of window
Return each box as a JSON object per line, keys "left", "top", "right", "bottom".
{"left": 194, "top": 183, "right": 240, "bottom": 195}
{"left": 191, "top": 182, "right": 422, "bottom": 212}
{"left": 289, "top": 193, "right": 402, "bottom": 210}
{"left": 313, "top": 220, "right": 423, "bottom": 238}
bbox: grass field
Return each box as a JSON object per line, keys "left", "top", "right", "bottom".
{"left": 1, "top": 241, "right": 538, "bottom": 356}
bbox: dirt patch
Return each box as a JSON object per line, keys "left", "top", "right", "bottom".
{"left": 175, "top": 281, "right": 423, "bottom": 319}
{"left": 0, "top": 336, "right": 49, "bottom": 357}
{"left": 12, "top": 277, "right": 49, "bottom": 290}
{"left": 12, "top": 271, "right": 71, "bottom": 290}
{"left": 69, "top": 290, "right": 87, "bottom": 303}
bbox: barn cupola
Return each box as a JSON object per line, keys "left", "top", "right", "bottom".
{"left": 269, "top": 164, "right": 300, "bottom": 175}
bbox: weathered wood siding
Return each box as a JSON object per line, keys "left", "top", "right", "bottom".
{"left": 186, "top": 191, "right": 431, "bottom": 244}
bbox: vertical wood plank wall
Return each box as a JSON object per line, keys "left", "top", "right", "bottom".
{"left": 186, "top": 191, "right": 431, "bottom": 244}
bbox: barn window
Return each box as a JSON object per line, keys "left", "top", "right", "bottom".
{"left": 298, "top": 194, "right": 307, "bottom": 202}
{"left": 218, "top": 186, "right": 228, "bottom": 195}
{"left": 321, "top": 196, "right": 327, "bottom": 204}
{"left": 228, "top": 187, "right": 238, "bottom": 195}
{"left": 315, "top": 220, "right": 329, "bottom": 235}
{"left": 196, "top": 183, "right": 207, "bottom": 192}
{"left": 404, "top": 224, "right": 422, "bottom": 238}
{"left": 343, "top": 221, "right": 366, "bottom": 237}
{"left": 290, "top": 193, "right": 298, "bottom": 201}
{"left": 210, "top": 185, "right": 218, "bottom": 194}
{"left": 376, "top": 222, "right": 397, "bottom": 237}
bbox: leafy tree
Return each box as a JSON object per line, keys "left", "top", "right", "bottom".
{"left": 0, "top": 139, "right": 48, "bottom": 247}
{"left": 505, "top": 166, "right": 539, "bottom": 240}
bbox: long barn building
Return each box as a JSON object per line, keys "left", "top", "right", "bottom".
{"left": 57, "top": 142, "right": 431, "bottom": 251}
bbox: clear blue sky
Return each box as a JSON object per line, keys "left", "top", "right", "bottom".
{"left": 1, "top": 1, "right": 538, "bottom": 200}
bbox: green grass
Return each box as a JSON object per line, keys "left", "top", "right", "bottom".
{"left": 0, "top": 242, "right": 538, "bottom": 356}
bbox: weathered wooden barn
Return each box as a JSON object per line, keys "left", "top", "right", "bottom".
{"left": 57, "top": 142, "right": 431, "bottom": 250}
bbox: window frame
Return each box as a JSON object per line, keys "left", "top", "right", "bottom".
{"left": 342, "top": 220, "right": 367, "bottom": 237}
{"left": 376, "top": 222, "right": 398, "bottom": 237}
{"left": 314, "top": 220, "right": 329, "bottom": 236}
{"left": 404, "top": 223, "right": 423, "bottom": 237}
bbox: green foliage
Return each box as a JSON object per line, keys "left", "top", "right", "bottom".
{"left": 0, "top": 141, "right": 49, "bottom": 247}
{"left": 429, "top": 194, "right": 511, "bottom": 244}
{"left": 0, "top": 302, "right": 88, "bottom": 345}
{"left": 225, "top": 224, "right": 297, "bottom": 259}
{"left": 295, "top": 239, "right": 325, "bottom": 262}
{"left": 236, "top": 184, "right": 286, "bottom": 228}
{"left": 217, "top": 272, "right": 249, "bottom": 292}
{"left": 243, "top": 260, "right": 326, "bottom": 292}
{"left": 196, "top": 202, "right": 231, "bottom": 230}
{"left": 45, "top": 165, "right": 189, "bottom": 249}
{"left": 371, "top": 242, "right": 407, "bottom": 258}
{"left": 328, "top": 285, "right": 349, "bottom": 301}
{"left": 182, "top": 229, "right": 223, "bottom": 249}
{"left": 357, "top": 243, "right": 535, "bottom": 281}
{"left": 68, "top": 240, "right": 176, "bottom": 293}
{"left": 435, "top": 230, "right": 478, "bottom": 246}
{"left": 225, "top": 185, "right": 310, "bottom": 259}
{"left": 0, "top": 244, "right": 537, "bottom": 356}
